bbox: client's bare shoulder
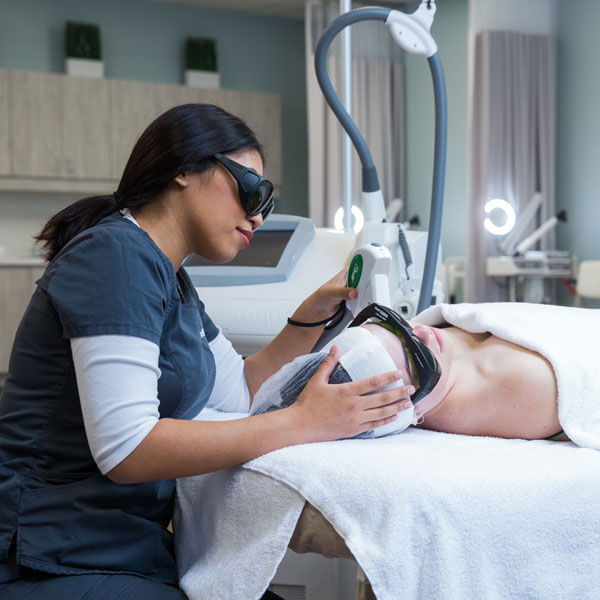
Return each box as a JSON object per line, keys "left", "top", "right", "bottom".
{"left": 438, "top": 330, "right": 561, "bottom": 440}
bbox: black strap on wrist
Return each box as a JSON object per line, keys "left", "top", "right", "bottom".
{"left": 287, "top": 301, "right": 346, "bottom": 330}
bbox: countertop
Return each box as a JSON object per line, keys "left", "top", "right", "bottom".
{"left": 0, "top": 256, "right": 45, "bottom": 266}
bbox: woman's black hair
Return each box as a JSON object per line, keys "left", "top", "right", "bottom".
{"left": 36, "top": 103, "right": 264, "bottom": 262}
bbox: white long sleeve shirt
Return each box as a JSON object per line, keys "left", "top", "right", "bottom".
{"left": 71, "top": 330, "right": 250, "bottom": 474}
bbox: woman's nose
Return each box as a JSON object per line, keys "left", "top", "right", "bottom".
{"left": 249, "top": 212, "right": 263, "bottom": 230}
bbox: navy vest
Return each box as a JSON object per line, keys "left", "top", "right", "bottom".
{"left": 0, "top": 215, "right": 217, "bottom": 582}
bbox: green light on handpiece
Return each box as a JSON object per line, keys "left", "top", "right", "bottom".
{"left": 348, "top": 254, "right": 363, "bottom": 288}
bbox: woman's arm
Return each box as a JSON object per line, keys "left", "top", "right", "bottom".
{"left": 244, "top": 270, "right": 356, "bottom": 399}
{"left": 205, "top": 331, "right": 250, "bottom": 413}
{"left": 108, "top": 348, "right": 413, "bottom": 483}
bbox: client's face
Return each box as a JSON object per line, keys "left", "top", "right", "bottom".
{"left": 362, "top": 322, "right": 454, "bottom": 418}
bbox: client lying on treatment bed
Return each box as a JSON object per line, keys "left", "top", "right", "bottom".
{"left": 252, "top": 301, "right": 599, "bottom": 445}
{"left": 177, "top": 301, "right": 600, "bottom": 600}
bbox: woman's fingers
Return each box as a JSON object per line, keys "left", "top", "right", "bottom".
{"left": 360, "top": 414, "right": 400, "bottom": 432}
{"left": 332, "top": 268, "right": 357, "bottom": 300}
{"left": 349, "top": 370, "right": 414, "bottom": 397}
{"left": 364, "top": 398, "right": 409, "bottom": 419}
{"left": 314, "top": 345, "right": 340, "bottom": 382}
{"left": 292, "top": 269, "right": 356, "bottom": 326}
{"left": 321, "top": 269, "right": 357, "bottom": 304}
{"left": 357, "top": 398, "right": 413, "bottom": 431}
{"left": 358, "top": 390, "right": 413, "bottom": 416}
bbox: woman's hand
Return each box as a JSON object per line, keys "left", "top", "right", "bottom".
{"left": 291, "top": 269, "right": 357, "bottom": 325}
{"left": 287, "top": 346, "right": 416, "bottom": 442}
{"left": 246, "top": 270, "right": 361, "bottom": 398}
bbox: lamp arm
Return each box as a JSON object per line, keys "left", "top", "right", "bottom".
{"left": 313, "top": 1, "right": 447, "bottom": 315}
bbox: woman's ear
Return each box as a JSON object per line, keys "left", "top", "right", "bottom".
{"left": 174, "top": 173, "right": 188, "bottom": 188}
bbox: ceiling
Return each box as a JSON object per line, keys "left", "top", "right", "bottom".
{"left": 148, "top": 0, "right": 414, "bottom": 21}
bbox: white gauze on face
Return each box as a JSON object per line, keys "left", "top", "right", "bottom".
{"left": 323, "top": 327, "right": 417, "bottom": 437}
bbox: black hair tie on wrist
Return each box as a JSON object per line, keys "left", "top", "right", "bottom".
{"left": 287, "top": 301, "right": 346, "bottom": 330}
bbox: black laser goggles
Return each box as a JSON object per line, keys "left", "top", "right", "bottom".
{"left": 348, "top": 303, "right": 441, "bottom": 405}
{"left": 213, "top": 152, "right": 275, "bottom": 220}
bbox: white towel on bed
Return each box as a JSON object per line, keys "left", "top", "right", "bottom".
{"left": 175, "top": 303, "right": 600, "bottom": 600}
{"left": 413, "top": 302, "right": 600, "bottom": 448}
{"left": 176, "top": 422, "right": 600, "bottom": 600}
{"left": 174, "top": 408, "right": 307, "bottom": 600}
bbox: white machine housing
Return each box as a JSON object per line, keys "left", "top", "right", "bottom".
{"left": 187, "top": 214, "right": 444, "bottom": 355}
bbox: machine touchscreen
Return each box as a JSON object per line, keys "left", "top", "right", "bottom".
{"left": 185, "top": 230, "right": 294, "bottom": 269}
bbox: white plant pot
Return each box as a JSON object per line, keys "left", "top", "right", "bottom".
{"left": 185, "top": 69, "right": 221, "bottom": 89}
{"left": 65, "top": 58, "right": 104, "bottom": 78}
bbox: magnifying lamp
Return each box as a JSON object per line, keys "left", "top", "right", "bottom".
{"left": 314, "top": 0, "right": 447, "bottom": 314}
{"left": 483, "top": 199, "right": 516, "bottom": 236}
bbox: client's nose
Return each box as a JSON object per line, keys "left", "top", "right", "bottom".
{"left": 412, "top": 325, "right": 434, "bottom": 347}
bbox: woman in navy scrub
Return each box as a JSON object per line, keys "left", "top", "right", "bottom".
{"left": 0, "top": 104, "right": 413, "bottom": 599}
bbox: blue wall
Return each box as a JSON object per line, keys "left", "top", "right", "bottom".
{"left": 556, "top": 0, "right": 600, "bottom": 264}
{"left": 0, "top": 0, "right": 307, "bottom": 215}
{"left": 404, "top": 0, "right": 469, "bottom": 260}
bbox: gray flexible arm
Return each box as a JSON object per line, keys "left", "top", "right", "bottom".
{"left": 314, "top": 8, "right": 447, "bottom": 315}
{"left": 314, "top": 7, "right": 391, "bottom": 193}
{"left": 417, "top": 53, "right": 447, "bottom": 314}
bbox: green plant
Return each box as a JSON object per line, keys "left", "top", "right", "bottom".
{"left": 185, "top": 38, "right": 217, "bottom": 72}
{"left": 65, "top": 21, "right": 101, "bottom": 60}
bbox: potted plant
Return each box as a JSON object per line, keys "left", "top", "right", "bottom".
{"left": 184, "top": 37, "right": 220, "bottom": 89}
{"left": 65, "top": 21, "right": 104, "bottom": 78}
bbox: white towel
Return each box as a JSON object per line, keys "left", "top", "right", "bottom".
{"left": 413, "top": 302, "right": 600, "bottom": 448}
{"left": 176, "top": 303, "right": 600, "bottom": 599}
{"left": 174, "top": 409, "right": 306, "bottom": 600}
{"left": 177, "top": 424, "right": 600, "bottom": 600}
{"left": 175, "top": 464, "right": 305, "bottom": 599}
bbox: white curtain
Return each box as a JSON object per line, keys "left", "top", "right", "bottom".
{"left": 466, "top": 30, "right": 557, "bottom": 302}
{"left": 305, "top": 0, "right": 405, "bottom": 227}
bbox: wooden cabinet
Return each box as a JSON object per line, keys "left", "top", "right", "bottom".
{"left": 110, "top": 79, "right": 162, "bottom": 180}
{"left": 0, "top": 68, "right": 282, "bottom": 193}
{"left": 10, "top": 70, "right": 61, "bottom": 177}
{"left": 61, "top": 75, "right": 111, "bottom": 179}
{"left": 153, "top": 84, "right": 282, "bottom": 187}
{"left": 236, "top": 91, "right": 282, "bottom": 187}
{"left": 0, "top": 70, "right": 9, "bottom": 175}
{"left": 0, "top": 265, "right": 45, "bottom": 374}
{"left": 155, "top": 82, "right": 210, "bottom": 114}
{"left": 9, "top": 70, "right": 111, "bottom": 180}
